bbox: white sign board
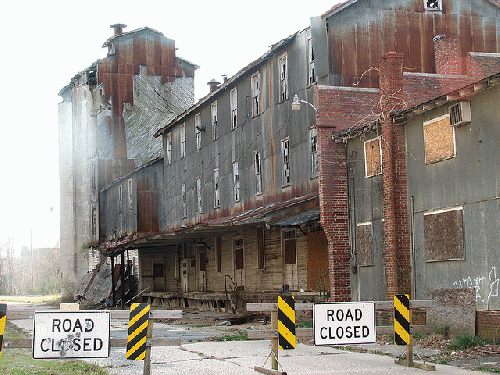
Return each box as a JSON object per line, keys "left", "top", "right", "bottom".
{"left": 314, "top": 302, "right": 375, "bottom": 345}
{"left": 33, "top": 310, "right": 110, "bottom": 359}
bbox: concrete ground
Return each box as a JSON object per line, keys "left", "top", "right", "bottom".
{"left": 86, "top": 341, "right": 490, "bottom": 375}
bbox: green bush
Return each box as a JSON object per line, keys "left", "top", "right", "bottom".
{"left": 449, "top": 334, "right": 485, "bottom": 350}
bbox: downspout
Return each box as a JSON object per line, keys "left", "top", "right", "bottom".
{"left": 410, "top": 196, "right": 416, "bottom": 299}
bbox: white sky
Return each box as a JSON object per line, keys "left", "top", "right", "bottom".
{"left": 0, "top": 0, "right": 340, "bottom": 256}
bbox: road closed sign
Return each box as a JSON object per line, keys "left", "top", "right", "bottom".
{"left": 314, "top": 302, "right": 375, "bottom": 346}
{"left": 33, "top": 311, "right": 110, "bottom": 359}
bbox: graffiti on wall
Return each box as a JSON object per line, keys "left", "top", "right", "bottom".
{"left": 453, "top": 267, "right": 499, "bottom": 307}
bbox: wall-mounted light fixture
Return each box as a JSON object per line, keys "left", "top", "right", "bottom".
{"left": 292, "top": 94, "right": 317, "bottom": 113}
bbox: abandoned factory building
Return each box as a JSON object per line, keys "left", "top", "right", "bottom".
{"left": 59, "top": 0, "right": 500, "bottom": 313}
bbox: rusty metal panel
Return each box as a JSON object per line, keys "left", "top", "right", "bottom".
{"left": 137, "top": 174, "right": 159, "bottom": 234}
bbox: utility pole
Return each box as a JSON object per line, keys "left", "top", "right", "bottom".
{"left": 31, "top": 229, "right": 34, "bottom": 292}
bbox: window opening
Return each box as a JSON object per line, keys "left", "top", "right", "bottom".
{"left": 257, "top": 227, "right": 265, "bottom": 269}
{"left": 127, "top": 178, "right": 133, "bottom": 211}
{"left": 233, "top": 161, "right": 240, "bottom": 202}
{"left": 195, "top": 113, "right": 202, "bottom": 151}
{"left": 255, "top": 152, "right": 263, "bottom": 195}
{"left": 196, "top": 177, "right": 202, "bottom": 214}
{"left": 308, "top": 37, "right": 316, "bottom": 85}
{"left": 181, "top": 183, "right": 187, "bottom": 218}
{"left": 281, "top": 138, "right": 290, "bottom": 186}
{"left": 211, "top": 102, "right": 218, "bottom": 140}
{"left": 230, "top": 88, "right": 238, "bottom": 130}
{"left": 282, "top": 229, "right": 296, "bottom": 265}
{"left": 166, "top": 132, "right": 172, "bottom": 165}
{"left": 234, "top": 237, "right": 244, "bottom": 270}
{"left": 180, "top": 123, "right": 186, "bottom": 159}
{"left": 216, "top": 236, "right": 222, "bottom": 273}
{"left": 279, "top": 53, "right": 288, "bottom": 102}
{"left": 214, "top": 169, "right": 220, "bottom": 208}
{"left": 251, "top": 72, "right": 260, "bottom": 117}
{"left": 310, "top": 128, "right": 318, "bottom": 177}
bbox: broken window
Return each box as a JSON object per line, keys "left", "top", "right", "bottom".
{"left": 310, "top": 128, "right": 318, "bottom": 177}
{"left": 279, "top": 53, "right": 288, "bottom": 102}
{"left": 282, "top": 229, "right": 296, "bottom": 265}
{"left": 257, "top": 227, "right": 265, "bottom": 269}
{"left": 166, "top": 132, "right": 172, "bottom": 165}
{"left": 196, "top": 177, "right": 202, "bottom": 214}
{"left": 424, "top": 0, "right": 442, "bottom": 11}
{"left": 423, "top": 114, "right": 455, "bottom": 164}
{"left": 424, "top": 207, "right": 465, "bottom": 262}
{"left": 282, "top": 138, "right": 290, "bottom": 186}
{"left": 230, "top": 88, "right": 238, "bottom": 130}
{"left": 234, "top": 237, "right": 244, "bottom": 270}
{"left": 251, "top": 72, "right": 260, "bottom": 117}
{"left": 195, "top": 113, "right": 202, "bottom": 151}
{"left": 308, "top": 37, "right": 316, "bottom": 85}
{"left": 233, "top": 161, "right": 240, "bottom": 202}
{"left": 255, "top": 152, "right": 263, "bottom": 195}
{"left": 214, "top": 169, "right": 220, "bottom": 209}
{"left": 180, "top": 123, "right": 186, "bottom": 159}
{"left": 364, "top": 137, "right": 382, "bottom": 177}
{"left": 181, "top": 183, "right": 187, "bottom": 218}
{"left": 211, "top": 101, "right": 218, "bottom": 141}
{"left": 356, "top": 222, "right": 374, "bottom": 266}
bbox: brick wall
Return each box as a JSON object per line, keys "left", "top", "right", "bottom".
{"left": 433, "top": 35, "right": 463, "bottom": 75}
{"left": 379, "top": 53, "right": 412, "bottom": 299}
{"left": 315, "top": 85, "right": 380, "bottom": 301}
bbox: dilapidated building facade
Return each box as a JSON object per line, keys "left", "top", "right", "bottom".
{"left": 58, "top": 25, "right": 197, "bottom": 301}
{"left": 61, "top": 0, "right": 500, "bottom": 309}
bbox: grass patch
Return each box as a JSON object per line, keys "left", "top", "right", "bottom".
{"left": 477, "top": 367, "right": 500, "bottom": 373}
{"left": 0, "top": 349, "right": 108, "bottom": 375}
{"left": 296, "top": 320, "right": 313, "bottom": 328}
{"left": 449, "top": 334, "right": 485, "bottom": 350}
{"left": 4, "top": 320, "right": 30, "bottom": 339}
{"left": 213, "top": 331, "right": 248, "bottom": 341}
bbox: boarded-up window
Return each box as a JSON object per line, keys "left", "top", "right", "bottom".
{"left": 423, "top": 114, "right": 455, "bottom": 164}
{"left": 257, "top": 227, "right": 265, "bottom": 269}
{"left": 356, "top": 223, "right": 374, "bottom": 266}
{"left": 424, "top": 207, "right": 465, "bottom": 262}
{"left": 364, "top": 137, "right": 382, "bottom": 177}
{"left": 283, "top": 230, "right": 297, "bottom": 265}
{"left": 234, "top": 238, "right": 244, "bottom": 270}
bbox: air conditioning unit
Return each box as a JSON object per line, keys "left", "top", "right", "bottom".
{"left": 449, "top": 101, "right": 471, "bottom": 127}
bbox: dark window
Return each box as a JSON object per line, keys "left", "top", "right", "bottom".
{"left": 153, "top": 263, "right": 164, "bottom": 277}
{"left": 257, "top": 227, "right": 265, "bottom": 269}
{"left": 234, "top": 238, "right": 244, "bottom": 270}
{"left": 216, "top": 236, "right": 222, "bottom": 272}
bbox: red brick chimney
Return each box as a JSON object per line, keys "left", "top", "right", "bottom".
{"left": 433, "top": 35, "right": 463, "bottom": 75}
{"left": 208, "top": 79, "right": 221, "bottom": 93}
{"left": 379, "top": 52, "right": 412, "bottom": 299}
{"left": 110, "top": 23, "right": 127, "bottom": 36}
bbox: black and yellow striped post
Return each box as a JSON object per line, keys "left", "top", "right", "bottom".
{"left": 126, "top": 303, "right": 150, "bottom": 361}
{"left": 0, "top": 304, "right": 6, "bottom": 359}
{"left": 394, "top": 294, "right": 410, "bottom": 346}
{"left": 278, "top": 295, "right": 295, "bottom": 350}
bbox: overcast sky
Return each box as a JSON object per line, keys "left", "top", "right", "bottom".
{"left": 0, "top": 0, "right": 340, "bottom": 256}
